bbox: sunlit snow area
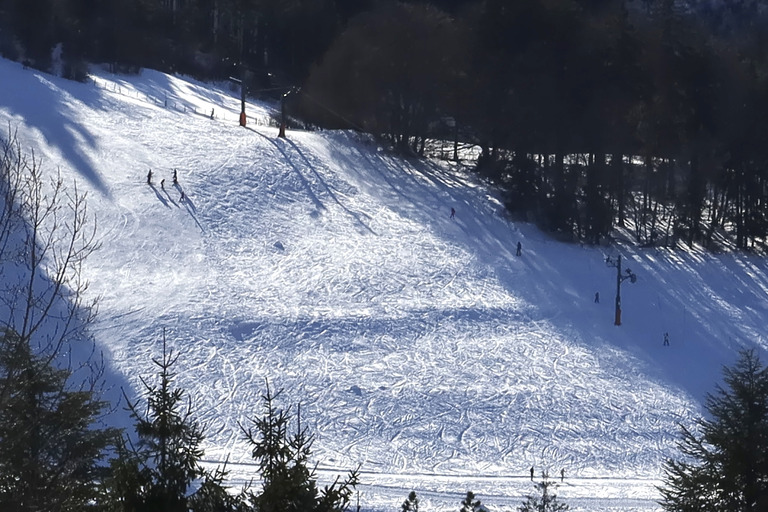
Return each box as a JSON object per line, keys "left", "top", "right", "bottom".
{"left": 2, "top": 56, "right": 768, "bottom": 511}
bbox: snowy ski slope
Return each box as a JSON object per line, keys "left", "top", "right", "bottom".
{"left": 2, "top": 57, "right": 768, "bottom": 511}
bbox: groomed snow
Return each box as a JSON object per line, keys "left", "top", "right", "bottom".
{"left": 2, "top": 57, "right": 767, "bottom": 511}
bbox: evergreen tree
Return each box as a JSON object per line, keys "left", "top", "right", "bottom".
{"left": 518, "top": 472, "right": 569, "bottom": 512}
{"left": 131, "top": 334, "right": 205, "bottom": 510}
{"left": 401, "top": 490, "right": 419, "bottom": 512}
{"left": 241, "top": 381, "right": 359, "bottom": 512}
{"left": 0, "top": 328, "right": 117, "bottom": 511}
{"left": 104, "top": 434, "right": 152, "bottom": 512}
{"left": 460, "top": 491, "right": 484, "bottom": 512}
{"left": 659, "top": 348, "right": 768, "bottom": 512}
{"left": 188, "top": 462, "right": 251, "bottom": 512}
{"left": 107, "top": 331, "right": 239, "bottom": 512}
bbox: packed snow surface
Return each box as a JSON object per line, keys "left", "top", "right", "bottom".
{"left": 2, "top": 57, "right": 767, "bottom": 511}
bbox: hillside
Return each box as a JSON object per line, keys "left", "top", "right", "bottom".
{"left": 1, "top": 57, "right": 767, "bottom": 511}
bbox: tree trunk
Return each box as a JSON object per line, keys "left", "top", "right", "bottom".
{"left": 612, "top": 153, "right": 625, "bottom": 227}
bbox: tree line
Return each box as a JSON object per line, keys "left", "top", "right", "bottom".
{"left": 2, "top": 0, "right": 768, "bottom": 248}
{"left": 0, "top": 0, "right": 369, "bottom": 85}
{"left": 298, "top": 0, "right": 768, "bottom": 249}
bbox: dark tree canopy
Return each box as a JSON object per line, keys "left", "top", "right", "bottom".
{"left": 0, "top": 329, "right": 116, "bottom": 512}
{"left": 4, "top": 0, "right": 768, "bottom": 248}
{"left": 301, "top": 2, "right": 468, "bottom": 155}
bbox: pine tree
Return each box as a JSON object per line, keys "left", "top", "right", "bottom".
{"left": 106, "top": 330, "right": 240, "bottom": 511}
{"left": 0, "top": 328, "right": 117, "bottom": 511}
{"left": 460, "top": 491, "right": 484, "bottom": 512}
{"left": 659, "top": 348, "right": 768, "bottom": 512}
{"left": 518, "top": 472, "right": 570, "bottom": 512}
{"left": 241, "top": 381, "right": 359, "bottom": 512}
{"left": 132, "top": 334, "right": 205, "bottom": 510}
{"left": 188, "top": 462, "right": 251, "bottom": 512}
{"left": 103, "top": 434, "right": 152, "bottom": 512}
{"left": 401, "top": 490, "right": 419, "bottom": 512}
{"left": 243, "top": 383, "right": 317, "bottom": 512}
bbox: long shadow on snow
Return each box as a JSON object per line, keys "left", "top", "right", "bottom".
{"left": 173, "top": 183, "right": 204, "bottom": 232}
{"left": 105, "top": 70, "right": 246, "bottom": 118}
{"left": 227, "top": 304, "right": 529, "bottom": 355}
{"left": 323, "top": 131, "right": 761, "bottom": 405}
{"left": 626, "top": 248, "right": 768, "bottom": 390}
{"left": 327, "top": 132, "right": 514, "bottom": 258}
{"left": 247, "top": 127, "right": 326, "bottom": 213}
{"left": 473, "top": 227, "right": 766, "bottom": 405}
{"left": 451, "top": 207, "right": 761, "bottom": 404}
{"left": 148, "top": 183, "right": 171, "bottom": 208}
{"left": 0, "top": 233, "right": 132, "bottom": 435}
{"left": 249, "top": 128, "right": 376, "bottom": 234}
{"left": 282, "top": 137, "right": 376, "bottom": 234}
{"left": 0, "top": 62, "right": 111, "bottom": 197}
{"left": 325, "top": 133, "right": 441, "bottom": 222}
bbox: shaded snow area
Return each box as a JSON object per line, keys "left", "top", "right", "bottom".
{"left": 2, "top": 57, "right": 768, "bottom": 511}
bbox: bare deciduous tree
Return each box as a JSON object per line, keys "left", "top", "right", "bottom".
{"left": 0, "top": 127, "right": 112, "bottom": 510}
{"left": 0, "top": 126, "right": 99, "bottom": 363}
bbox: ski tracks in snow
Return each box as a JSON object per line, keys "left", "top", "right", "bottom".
{"left": 159, "top": 128, "right": 682, "bottom": 511}
{"left": 1, "top": 63, "right": 710, "bottom": 511}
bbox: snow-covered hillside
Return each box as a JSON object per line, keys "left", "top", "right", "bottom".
{"left": 2, "top": 57, "right": 767, "bottom": 511}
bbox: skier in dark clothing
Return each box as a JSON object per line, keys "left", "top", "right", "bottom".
{"left": 561, "top": 468, "right": 565, "bottom": 482}
{"left": 530, "top": 466, "right": 534, "bottom": 481}
{"left": 160, "top": 178, "right": 165, "bottom": 190}
{"left": 173, "top": 168, "right": 178, "bottom": 185}
{"left": 450, "top": 207, "right": 456, "bottom": 220}
{"left": 147, "top": 169, "right": 152, "bottom": 184}
{"left": 594, "top": 292, "right": 600, "bottom": 303}
{"left": 516, "top": 241, "right": 522, "bottom": 257}
{"left": 663, "top": 332, "right": 670, "bottom": 346}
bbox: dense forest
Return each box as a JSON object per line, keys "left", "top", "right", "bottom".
{"left": 2, "top": 0, "right": 768, "bottom": 249}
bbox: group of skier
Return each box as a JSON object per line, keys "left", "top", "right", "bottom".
{"left": 147, "top": 168, "right": 183, "bottom": 201}
{"left": 529, "top": 466, "right": 567, "bottom": 483}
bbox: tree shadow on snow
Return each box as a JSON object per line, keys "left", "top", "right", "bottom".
{"left": 282, "top": 138, "right": 376, "bottom": 235}
{"left": 320, "top": 131, "right": 759, "bottom": 406}
{"left": 248, "top": 128, "right": 326, "bottom": 213}
{"left": 247, "top": 127, "right": 376, "bottom": 235}
{"left": 0, "top": 61, "right": 111, "bottom": 197}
